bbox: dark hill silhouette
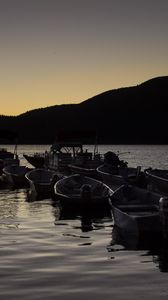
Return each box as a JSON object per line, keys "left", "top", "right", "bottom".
{"left": 0, "top": 76, "right": 168, "bottom": 144}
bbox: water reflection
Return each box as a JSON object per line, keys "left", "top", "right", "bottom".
{"left": 52, "top": 201, "right": 112, "bottom": 233}
{"left": 108, "top": 225, "right": 168, "bottom": 273}
{"left": 25, "top": 188, "right": 50, "bottom": 202}
{"left": 152, "top": 242, "right": 168, "bottom": 272}
{"left": 0, "top": 188, "right": 26, "bottom": 229}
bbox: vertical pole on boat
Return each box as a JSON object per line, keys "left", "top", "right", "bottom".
{"left": 14, "top": 138, "right": 18, "bottom": 159}
{"left": 94, "top": 135, "right": 98, "bottom": 156}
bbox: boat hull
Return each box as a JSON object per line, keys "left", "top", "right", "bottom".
{"left": 55, "top": 193, "right": 111, "bottom": 210}
{"left": 54, "top": 174, "right": 113, "bottom": 210}
{"left": 110, "top": 184, "right": 166, "bottom": 239}
{"left": 29, "top": 181, "right": 53, "bottom": 197}
{"left": 25, "top": 168, "right": 57, "bottom": 198}
{"left": 97, "top": 165, "right": 138, "bottom": 189}
{"left": 112, "top": 205, "right": 161, "bottom": 239}
{"left": 3, "top": 165, "right": 29, "bottom": 187}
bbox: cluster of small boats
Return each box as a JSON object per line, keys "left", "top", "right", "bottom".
{"left": 1, "top": 142, "right": 168, "bottom": 245}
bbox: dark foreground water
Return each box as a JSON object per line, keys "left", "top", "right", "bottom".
{"left": 1, "top": 145, "right": 168, "bottom": 300}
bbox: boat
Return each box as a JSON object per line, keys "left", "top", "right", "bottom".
{"left": 2, "top": 164, "right": 31, "bottom": 187}
{"left": 96, "top": 150, "right": 144, "bottom": 188}
{"left": 97, "top": 163, "right": 146, "bottom": 189}
{"left": 0, "top": 156, "right": 20, "bottom": 174}
{"left": 0, "top": 148, "right": 19, "bottom": 173}
{"left": 44, "top": 142, "right": 83, "bottom": 172}
{"left": 145, "top": 168, "right": 168, "bottom": 195}
{"left": 23, "top": 153, "right": 45, "bottom": 168}
{"left": 109, "top": 184, "right": 168, "bottom": 239}
{"left": 25, "top": 168, "right": 60, "bottom": 198}
{"left": 24, "top": 141, "right": 103, "bottom": 174}
{"left": 54, "top": 173, "right": 113, "bottom": 209}
{"left": 0, "top": 130, "right": 20, "bottom": 173}
{"left": 45, "top": 141, "right": 103, "bottom": 174}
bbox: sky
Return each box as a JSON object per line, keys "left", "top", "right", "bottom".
{"left": 0, "top": 0, "right": 168, "bottom": 116}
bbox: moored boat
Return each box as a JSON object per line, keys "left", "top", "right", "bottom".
{"left": 54, "top": 173, "right": 113, "bottom": 209}
{"left": 44, "top": 141, "right": 104, "bottom": 174}
{"left": 97, "top": 164, "right": 144, "bottom": 189}
{"left": 109, "top": 184, "right": 168, "bottom": 239}
{"left": 3, "top": 164, "right": 30, "bottom": 187}
{"left": 23, "top": 153, "right": 45, "bottom": 168}
{"left": 25, "top": 168, "right": 59, "bottom": 197}
{"left": 24, "top": 140, "right": 103, "bottom": 175}
{"left": 0, "top": 131, "right": 19, "bottom": 173}
{"left": 0, "top": 148, "right": 20, "bottom": 174}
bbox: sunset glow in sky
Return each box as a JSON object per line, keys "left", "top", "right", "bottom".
{"left": 0, "top": 0, "right": 168, "bottom": 115}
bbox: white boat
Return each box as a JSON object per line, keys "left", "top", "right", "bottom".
{"left": 3, "top": 164, "right": 30, "bottom": 187}
{"left": 25, "top": 168, "right": 59, "bottom": 197}
{"left": 54, "top": 174, "right": 113, "bottom": 209}
{"left": 109, "top": 184, "right": 168, "bottom": 239}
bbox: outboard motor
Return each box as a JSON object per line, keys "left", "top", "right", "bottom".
{"left": 81, "top": 184, "right": 91, "bottom": 200}
{"left": 159, "top": 197, "right": 168, "bottom": 239}
{"left": 81, "top": 184, "right": 92, "bottom": 211}
{"left": 104, "top": 151, "right": 120, "bottom": 166}
{"left": 50, "top": 173, "right": 60, "bottom": 198}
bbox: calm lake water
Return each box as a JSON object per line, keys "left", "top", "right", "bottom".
{"left": 1, "top": 144, "right": 168, "bottom": 300}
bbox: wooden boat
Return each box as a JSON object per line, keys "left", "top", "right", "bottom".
{"left": 0, "top": 148, "right": 19, "bottom": 174}
{"left": 0, "top": 132, "right": 19, "bottom": 173}
{"left": 97, "top": 164, "right": 145, "bottom": 189}
{"left": 23, "top": 153, "right": 45, "bottom": 168}
{"left": 54, "top": 174, "right": 113, "bottom": 209}
{"left": 3, "top": 164, "right": 30, "bottom": 187}
{"left": 109, "top": 184, "right": 168, "bottom": 239}
{"left": 0, "top": 156, "right": 20, "bottom": 173}
{"left": 25, "top": 168, "right": 59, "bottom": 197}
{"left": 145, "top": 168, "right": 168, "bottom": 195}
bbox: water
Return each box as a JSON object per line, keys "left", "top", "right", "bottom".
{"left": 1, "top": 145, "right": 168, "bottom": 300}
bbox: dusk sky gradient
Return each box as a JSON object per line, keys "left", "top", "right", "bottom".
{"left": 0, "top": 0, "right": 168, "bottom": 115}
